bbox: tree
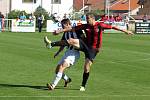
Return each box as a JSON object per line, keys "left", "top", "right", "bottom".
{"left": 34, "top": 6, "right": 50, "bottom": 28}
{"left": 8, "top": 10, "right": 27, "bottom": 19}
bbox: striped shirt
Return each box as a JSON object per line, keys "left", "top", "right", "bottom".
{"left": 61, "top": 31, "right": 78, "bottom": 49}
{"left": 75, "top": 22, "right": 113, "bottom": 49}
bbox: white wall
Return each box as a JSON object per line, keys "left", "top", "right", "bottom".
{"left": 130, "top": 7, "right": 140, "bottom": 15}
{"left": 0, "top": 0, "right": 10, "bottom": 16}
{"left": 11, "top": 0, "right": 41, "bottom": 13}
{"left": 11, "top": 0, "right": 73, "bottom": 16}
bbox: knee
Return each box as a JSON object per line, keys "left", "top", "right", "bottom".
{"left": 84, "top": 65, "right": 90, "bottom": 73}
{"left": 84, "top": 59, "right": 92, "bottom": 73}
{"left": 62, "top": 60, "right": 70, "bottom": 68}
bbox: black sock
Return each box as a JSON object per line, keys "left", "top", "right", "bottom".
{"left": 51, "top": 40, "right": 69, "bottom": 47}
{"left": 81, "top": 72, "right": 89, "bottom": 87}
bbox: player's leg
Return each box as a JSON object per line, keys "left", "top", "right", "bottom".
{"left": 80, "top": 48, "right": 98, "bottom": 91}
{"left": 47, "top": 49, "right": 80, "bottom": 90}
{"left": 44, "top": 36, "right": 69, "bottom": 48}
{"left": 47, "top": 64, "right": 62, "bottom": 90}
{"left": 60, "top": 61, "right": 72, "bottom": 87}
{"left": 62, "top": 73, "right": 72, "bottom": 87}
{"left": 66, "top": 38, "right": 89, "bottom": 52}
{"left": 62, "top": 50, "right": 80, "bottom": 87}
{"left": 47, "top": 63, "right": 69, "bottom": 90}
{"left": 67, "top": 38, "right": 80, "bottom": 48}
{"left": 80, "top": 58, "right": 92, "bottom": 91}
{"left": 44, "top": 36, "right": 89, "bottom": 53}
{"left": 55, "top": 65, "right": 70, "bottom": 83}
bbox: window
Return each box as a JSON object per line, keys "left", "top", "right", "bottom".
{"left": 110, "top": 0, "right": 116, "bottom": 3}
{"left": 122, "top": 0, "right": 128, "bottom": 4}
{"left": 23, "top": 0, "right": 36, "bottom": 3}
{"left": 52, "top": 0, "right": 61, "bottom": 4}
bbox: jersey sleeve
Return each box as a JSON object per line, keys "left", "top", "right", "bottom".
{"left": 99, "top": 22, "right": 112, "bottom": 29}
{"left": 75, "top": 24, "right": 87, "bottom": 31}
{"left": 61, "top": 33, "right": 65, "bottom": 40}
{"left": 75, "top": 30, "right": 83, "bottom": 38}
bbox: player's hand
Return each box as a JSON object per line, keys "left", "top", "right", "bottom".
{"left": 52, "top": 30, "right": 60, "bottom": 35}
{"left": 127, "top": 30, "right": 134, "bottom": 35}
{"left": 54, "top": 52, "right": 59, "bottom": 58}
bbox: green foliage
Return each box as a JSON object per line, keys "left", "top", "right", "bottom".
{"left": 34, "top": 6, "right": 50, "bottom": 28}
{"left": 8, "top": 10, "right": 27, "bottom": 19}
{"left": 8, "top": 6, "right": 50, "bottom": 28}
{"left": 93, "top": 9, "right": 105, "bottom": 15}
{"left": 72, "top": 12, "right": 82, "bottom": 20}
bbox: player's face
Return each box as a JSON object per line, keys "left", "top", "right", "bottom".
{"left": 86, "top": 15, "right": 94, "bottom": 25}
{"left": 63, "top": 22, "right": 72, "bottom": 29}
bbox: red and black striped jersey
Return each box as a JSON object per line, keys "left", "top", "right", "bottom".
{"left": 75, "top": 22, "right": 112, "bottom": 49}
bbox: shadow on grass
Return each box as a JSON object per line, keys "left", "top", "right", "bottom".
{"left": 0, "top": 83, "right": 79, "bottom": 91}
{"left": 0, "top": 83, "right": 48, "bottom": 90}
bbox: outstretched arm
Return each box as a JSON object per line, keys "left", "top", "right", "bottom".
{"left": 112, "top": 26, "right": 134, "bottom": 35}
{"left": 53, "top": 25, "right": 85, "bottom": 35}
{"left": 100, "top": 22, "right": 134, "bottom": 35}
{"left": 53, "top": 27, "right": 73, "bottom": 35}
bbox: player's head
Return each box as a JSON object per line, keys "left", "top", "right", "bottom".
{"left": 86, "top": 13, "right": 96, "bottom": 25}
{"left": 61, "top": 18, "right": 71, "bottom": 29}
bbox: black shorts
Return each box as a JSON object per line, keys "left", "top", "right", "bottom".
{"left": 79, "top": 39, "right": 99, "bottom": 62}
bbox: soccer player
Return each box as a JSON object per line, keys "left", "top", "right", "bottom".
{"left": 44, "top": 18, "right": 85, "bottom": 90}
{"left": 52, "top": 13, "right": 133, "bottom": 91}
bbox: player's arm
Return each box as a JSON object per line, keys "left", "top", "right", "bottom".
{"left": 53, "top": 24, "right": 86, "bottom": 35}
{"left": 112, "top": 26, "right": 134, "bottom": 35}
{"left": 53, "top": 27, "right": 72, "bottom": 35}
{"left": 54, "top": 46, "right": 65, "bottom": 58}
{"left": 53, "top": 33, "right": 66, "bottom": 58}
{"left": 100, "top": 22, "right": 133, "bottom": 35}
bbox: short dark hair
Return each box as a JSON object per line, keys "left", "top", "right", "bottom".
{"left": 86, "top": 13, "right": 96, "bottom": 19}
{"left": 61, "top": 18, "right": 71, "bottom": 28}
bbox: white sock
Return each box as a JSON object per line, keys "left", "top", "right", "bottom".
{"left": 48, "top": 44, "right": 52, "bottom": 48}
{"left": 62, "top": 73, "right": 69, "bottom": 81}
{"left": 51, "top": 72, "right": 63, "bottom": 88}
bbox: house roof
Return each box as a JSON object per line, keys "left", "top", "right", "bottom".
{"left": 85, "top": 0, "right": 105, "bottom": 10}
{"left": 110, "top": 0, "right": 140, "bottom": 10}
{"left": 73, "top": 0, "right": 140, "bottom": 11}
{"left": 73, "top": 0, "right": 89, "bottom": 11}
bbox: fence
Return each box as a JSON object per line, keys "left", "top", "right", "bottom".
{"left": 1, "top": 19, "right": 36, "bottom": 32}
{"left": 2, "top": 19, "right": 12, "bottom": 32}
{"left": 0, "top": 18, "right": 141, "bottom": 33}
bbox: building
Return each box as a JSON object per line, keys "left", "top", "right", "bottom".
{"left": 0, "top": 0, "right": 73, "bottom": 17}
{"left": 73, "top": 0, "right": 140, "bottom": 15}
{"left": 138, "top": 0, "right": 150, "bottom": 15}
{"left": 0, "top": 0, "right": 11, "bottom": 16}
{"left": 0, "top": 0, "right": 145, "bottom": 18}
{"left": 110, "top": 0, "right": 140, "bottom": 15}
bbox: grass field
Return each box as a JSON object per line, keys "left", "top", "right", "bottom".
{"left": 0, "top": 32, "right": 150, "bottom": 100}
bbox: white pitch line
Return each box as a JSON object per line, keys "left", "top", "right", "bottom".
{"left": 1, "top": 95, "right": 150, "bottom": 98}
{"left": 117, "top": 58, "right": 150, "bottom": 63}
{"left": 0, "top": 43, "right": 55, "bottom": 53}
{"left": 95, "top": 58, "right": 150, "bottom": 64}
{"left": 104, "top": 58, "right": 150, "bottom": 64}
{"left": 94, "top": 58, "right": 150, "bottom": 71}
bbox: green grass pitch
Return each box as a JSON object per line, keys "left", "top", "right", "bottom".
{"left": 0, "top": 32, "right": 150, "bottom": 100}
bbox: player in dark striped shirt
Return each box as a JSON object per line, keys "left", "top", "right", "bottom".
{"left": 44, "top": 19, "right": 86, "bottom": 90}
